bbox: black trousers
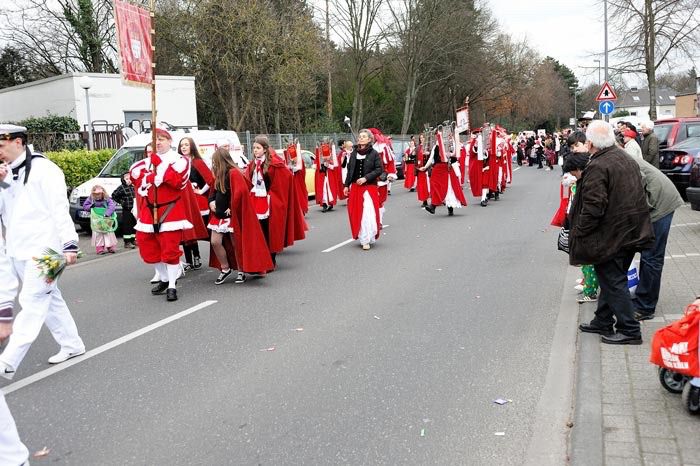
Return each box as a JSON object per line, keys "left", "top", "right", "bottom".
{"left": 592, "top": 250, "right": 641, "bottom": 337}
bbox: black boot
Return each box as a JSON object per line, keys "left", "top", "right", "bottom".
{"left": 166, "top": 288, "right": 178, "bottom": 301}
{"left": 321, "top": 203, "right": 328, "bottom": 212}
{"left": 193, "top": 256, "right": 202, "bottom": 270}
{"left": 480, "top": 200, "right": 488, "bottom": 207}
{"left": 422, "top": 200, "right": 428, "bottom": 207}
{"left": 151, "top": 281, "right": 168, "bottom": 295}
{"left": 494, "top": 192, "right": 500, "bottom": 201}
{"left": 424, "top": 204, "right": 436, "bottom": 214}
{"left": 447, "top": 207, "right": 454, "bottom": 216}
{"left": 327, "top": 204, "right": 334, "bottom": 211}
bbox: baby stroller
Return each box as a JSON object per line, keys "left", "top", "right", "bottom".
{"left": 650, "top": 303, "right": 700, "bottom": 415}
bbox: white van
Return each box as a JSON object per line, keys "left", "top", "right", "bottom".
{"left": 68, "top": 130, "right": 247, "bottom": 231}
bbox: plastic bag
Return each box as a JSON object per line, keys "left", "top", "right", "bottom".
{"left": 650, "top": 304, "right": 700, "bottom": 377}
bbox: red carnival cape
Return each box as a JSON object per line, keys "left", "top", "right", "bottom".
{"left": 458, "top": 146, "right": 467, "bottom": 186}
{"left": 209, "top": 168, "right": 274, "bottom": 273}
{"left": 347, "top": 184, "right": 381, "bottom": 240}
{"left": 314, "top": 146, "right": 339, "bottom": 206}
{"left": 415, "top": 145, "right": 430, "bottom": 201}
{"left": 181, "top": 182, "right": 209, "bottom": 242}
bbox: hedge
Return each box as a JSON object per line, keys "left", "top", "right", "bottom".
{"left": 45, "top": 149, "right": 115, "bottom": 191}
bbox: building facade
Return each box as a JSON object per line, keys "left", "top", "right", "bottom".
{"left": 616, "top": 87, "right": 676, "bottom": 120}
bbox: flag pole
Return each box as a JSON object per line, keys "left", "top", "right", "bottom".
{"left": 149, "top": 0, "right": 158, "bottom": 228}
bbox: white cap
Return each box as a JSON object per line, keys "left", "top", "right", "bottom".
{"left": 0, "top": 124, "right": 27, "bottom": 140}
{"left": 217, "top": 139, "right": 231, "bottom": 148}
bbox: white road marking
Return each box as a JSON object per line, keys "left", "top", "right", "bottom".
{"left": 671, "top": 254, "right": 686, "bottom": 258}
{"left": 2, "top": 300, "right": 218, "bottom": 395}
{"left": 322, "top": 238, "right": 354, "bottom": 253}
{"left": 671, "top": 222, "right": 700, "bottom": 228}
{"left": 323, "top": 225, "right": 390, "bottom": 252}
{"left": 513, "top": 167, "right": 521, "bottom": 172}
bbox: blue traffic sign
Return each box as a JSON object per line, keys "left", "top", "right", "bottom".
{"left": 599, "top": 100, "right": 615, "bottom": 115}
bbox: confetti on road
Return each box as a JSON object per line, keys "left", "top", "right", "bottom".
{"left": 373, "top": 315, "right": 381, "bottom": 320}
{"left": 420, "top": 428, "right": 426, "bottom": 437}
{"left": 260, "top": 347, "right": 276, "bottom": 352}
{"left": 494, "top": 432, "right": 506, "bottom": 436}
{"left": 436, "top": 268, "right": 442, "bottom": 271}
{"left": 493, "top": 398, "right": 512, "bottom": 405}
{"left": 475, "top": 295, "right": 480, "bottom": 299}
{"left": 33, "top": 447, "right": 50, "bottom": 458}
{"left": 293, "top": 328, "right": 304, "bottom": 332}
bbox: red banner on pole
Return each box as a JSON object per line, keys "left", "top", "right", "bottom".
{"left": 114, "top": 0, "right": 153, "bottom": 87}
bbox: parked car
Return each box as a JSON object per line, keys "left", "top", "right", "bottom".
{"left": 274, "top": 149, "right": 317, "bottom": 197}
{"left": 685, "top": 145, "right": 700, "bottom": 211}
{"left": 69, "top": 130, "right": 245, "bottom": 232}
{"left": 654, "top": 117, "right": 700, "bottom": 150}
{"left": 659, "top": 136, "right": 700, "bottom": 200}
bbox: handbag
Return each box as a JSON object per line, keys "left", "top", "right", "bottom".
{"left": 90, "top": 206, "right": 118, "bottom": 233}
{"left": 557, "top": 227, "right": 569, "bottom": 254}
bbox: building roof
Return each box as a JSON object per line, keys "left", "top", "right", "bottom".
{"left": 0, "top": 72, "right": 194, "bottom": 95}
{"left": 617, "top": 87, "right": 677, "bottom": 108}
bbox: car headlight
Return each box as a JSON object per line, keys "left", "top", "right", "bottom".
{"left": 69, "top": 188, "right": 79, "bottom": 204}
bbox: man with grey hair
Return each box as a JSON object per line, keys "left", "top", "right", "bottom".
{"left": 568, "top": 120, "right": 654, "bottom": 345}
{"left": 640, "top": 121, "right": 659, "bottom": 168}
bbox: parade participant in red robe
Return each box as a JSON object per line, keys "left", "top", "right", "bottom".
{"left": 336, "top": 140, "right": 352, "bottom": 201}
{"left": 314, "top": 139, "right": 340, "bottom": 212}
{"left": 343, "top": 129, "right": 383, "bottom": 250}
{"left": 403, "top": 136, "right": 417, "bottom": 191}
{"left": 178, "top": 137, "right": 211, "bottom": 270}
{"left": 129, "top": 128, "right": 192, "bottom": 302}
{"left": 246, "top": 136, "right": 297, "bottom": 264}
{"left": 421, "top": 129, "right": 467, "bottom": 216}
{"left": 415, "top": 134, "right": 430, "bottom": 207}
{"left": 285, "top": 142, "right": 308, "bottom": 215}
{"left": 207, "top": 148, "right": 274, "bottom": 283}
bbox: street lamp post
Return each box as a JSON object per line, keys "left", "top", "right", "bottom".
{"left": 79, "top": 76, "right": 94, "bottom": 151}
{"left": 594, "top": 59, "right": 601, "bottom": 85}
{"left": 570, "top": 86, "right": 580, "bottom": 127}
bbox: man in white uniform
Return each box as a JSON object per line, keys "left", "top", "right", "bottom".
{"left": 0, "top": 124, "right": 85, "bottom": 381}
{"left": 0, "top": 192, "right": 30, "bottom": 466}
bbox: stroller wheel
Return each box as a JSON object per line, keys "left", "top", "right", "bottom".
{"left": 658, "top": 368, "right": 688, "bottom": 394}
{"left": 681, "top": 383, "right": 700, "bottom": 415}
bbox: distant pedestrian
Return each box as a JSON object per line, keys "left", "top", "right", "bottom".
{"left": 111, "top": 172, "right": 137, "bottom": 249}
{"left": 640, "top": 121, "right": 660, "bottom": 168}
{"left": 622, "top": 129, "right": 643, "bottom": 159}
{"left": 83, "top": 184, "right": 118, "bottom": 254}
{"left": 628, "top": 156, "right": 684, "bottom": 321}
{"left": 569, "top": 121, "right": 654, "bottom": 345}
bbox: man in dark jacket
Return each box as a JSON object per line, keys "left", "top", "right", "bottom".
{"left": 640, "top": 121, "right": 660, "bottom": 168}
{"left": 569, "top": 121, "right": 654, "bottom": 345}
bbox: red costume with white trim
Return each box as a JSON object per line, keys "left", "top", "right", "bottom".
{"left": 403, "top": 146, "right": 417, "bottom": 190}
{"left": 285, "top": 143, "right": 308, "bottom": 215}
{"left": 415, "top": 144, "right": 430, "bottom": 202}
{"left": 314, "top": 142, "right": 340, "bottom": 208}
{"left": 130, "top": 148, "right": 192, "bottom": 264}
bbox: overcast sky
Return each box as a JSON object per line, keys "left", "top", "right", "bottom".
{"left": 487, "top": 0, "right": 606, "bottom": 86}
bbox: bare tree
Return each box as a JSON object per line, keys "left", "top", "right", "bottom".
{"left": 331, "top": 0, "right": 387, "bottom": 128}
{"left": 607, "top": 0, "right": 700, "bottom": 119}
{"left": 0, "top": 0, "right": 118, "bottom": 76}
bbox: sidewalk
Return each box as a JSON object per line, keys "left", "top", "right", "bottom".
{"left": 571, "top": 204, "right": 700, "bottom": 466}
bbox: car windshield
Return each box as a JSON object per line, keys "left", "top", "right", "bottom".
{"left": 99, "top": 147, "right": 146, "bottom": 177}
{"left": 668, "top": 136, "right": 700, "bottom": 150}
{"left": 655, "top": 123, "right": 674, "bottom": 146}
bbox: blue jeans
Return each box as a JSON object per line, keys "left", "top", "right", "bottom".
{"left": 632, "top": 212, "right": 674, "bottom": 315}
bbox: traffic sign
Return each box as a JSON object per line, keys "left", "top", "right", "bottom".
{"left": 595, "top": 82, "right": 618, "bottom": 101}
{"left": 599, "top": 100, "right": 615, "bottom": 115}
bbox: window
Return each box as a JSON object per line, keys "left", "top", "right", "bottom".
{"left": 631, "top": 111, "right": 638, "bottom": 116}
{"left": 632, "top": 96, "right": 640, "bottom": 101}
{"left": 687, "top": 124, "right": 700, "bottom": 139}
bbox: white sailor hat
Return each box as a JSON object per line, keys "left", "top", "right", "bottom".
{"left": 0, "top": 124, "right": 27, "bottom": 140}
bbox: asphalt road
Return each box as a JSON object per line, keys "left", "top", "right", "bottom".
{"left": 2, "top": 165, "right": 573, "bottom": 465}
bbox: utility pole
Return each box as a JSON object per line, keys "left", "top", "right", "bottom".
{"left": 326, "top": 0, "right": 332, "bottom": 119}
{"left": 604, "top": 0, "right": 609, "bottom": 122}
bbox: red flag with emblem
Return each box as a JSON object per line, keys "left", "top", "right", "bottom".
{"left": 114, "top": 0, "right": 153, "bottom": 88}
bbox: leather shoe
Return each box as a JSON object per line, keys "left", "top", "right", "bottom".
{"left": 424, "top": 204, "right": 436, "bottom": 214}
{"left": 447, "top": 207, "right": 454, "bottom": 216}
{"left": 601, "top": 333, "right": 642, "bottom": 345}
{"left": 151, "top": 281, "right": 168, "bottom": 295}
{"left": 634, "top": 311, "right": 655, "bottom": 321}
{"left": 579, "top": 323, "right": 614, "bottom": 336}
{"left": 166, "top": 288, "right": 178, "bottom": 301}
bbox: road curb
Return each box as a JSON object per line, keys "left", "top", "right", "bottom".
{"left": 524, "top": 265, "right": 580, "bottom": 465}
{"left": 569, "top": 305, "right": 603, "bottom": 466}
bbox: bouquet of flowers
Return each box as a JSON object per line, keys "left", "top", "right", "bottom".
{"left": 33, "top": 248, "right": 82, "bottom": 284}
